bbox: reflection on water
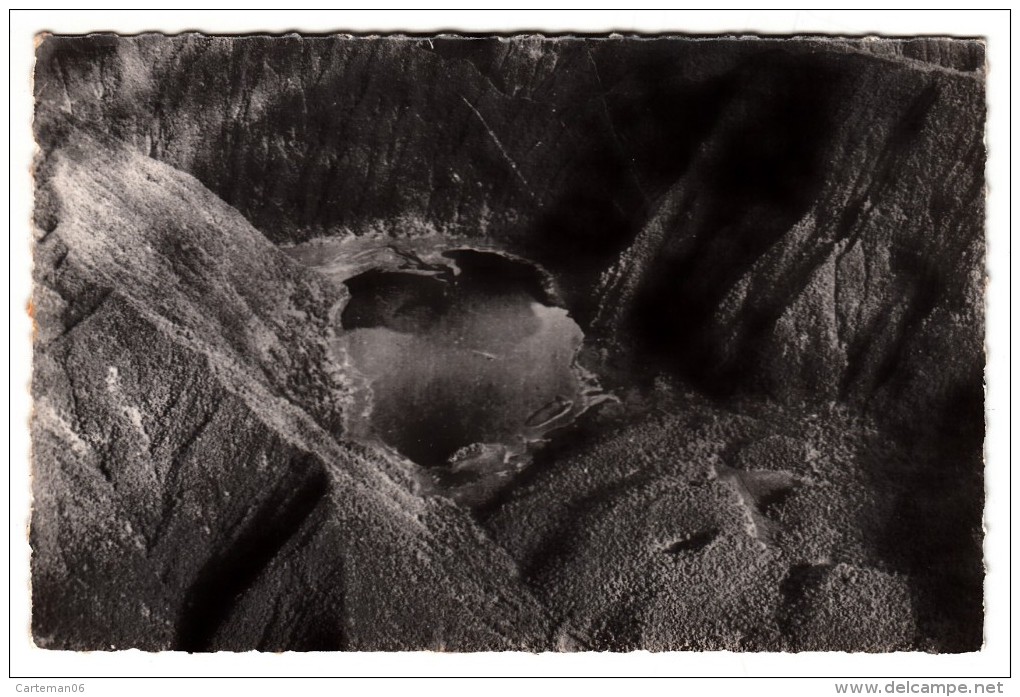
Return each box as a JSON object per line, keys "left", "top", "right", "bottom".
{"left": 338, "top": 250, "right": 587, "bottom": 474}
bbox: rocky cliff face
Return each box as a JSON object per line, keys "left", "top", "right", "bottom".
{"left": 32, "top": 34, "right": 985, "bottom": 652}
{"left": 31, "top": 133, "right": 550, "bottom": 651}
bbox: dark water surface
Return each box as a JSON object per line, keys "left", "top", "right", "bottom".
{"left": 338, "top": 250, "right": 588, "bottom": 470}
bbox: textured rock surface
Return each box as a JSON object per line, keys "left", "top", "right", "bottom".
{"left": 31, "top": 34, "right": 985, "bottom": 652}
{"left": 31, "top": 134, "right": 550, "bottom": 651}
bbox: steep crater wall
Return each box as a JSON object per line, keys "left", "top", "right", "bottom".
{"left": 34, "top": 35, "right": 985, "bottom": 429}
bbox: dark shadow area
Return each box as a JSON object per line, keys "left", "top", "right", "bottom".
{"left": 626, "top": 52, "right": 843, "bottom": 397}
{"left": 868, "top": 380, "right": 986, "bottom": 653}
{"left": 175, "top": 460, "right": 329, "bottom": 652}
{"left": 663, "top": 528, "right": 719, "bottom": 554}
